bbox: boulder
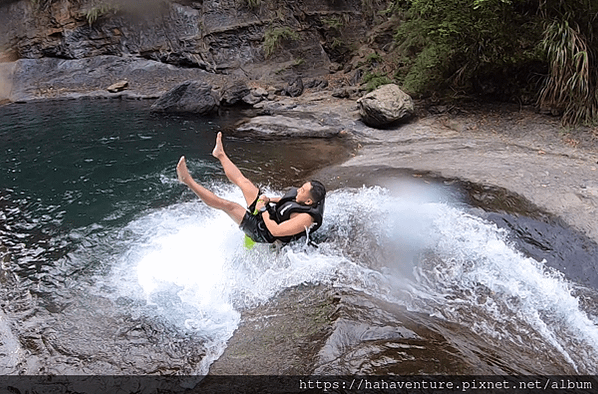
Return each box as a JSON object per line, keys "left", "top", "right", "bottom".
{"left": 220, "top": 80, "right": 250, "bottom": 106}
{"left": 107, "top": 80, "right": 128, "bottom": 93}
{"left": 242, "top": 87, "right": 268, "bottom": 105}
{"left": 357, "top": 84, "right": 414, "bottom": 128}
{"left": 304, "top": 78, "right": 328, "bottom": 90}
{"left": 285, "top": 76, "right": 304, "bottom": 97}
{"left": 150, "top": 81, "right": 218, "bottom": 114}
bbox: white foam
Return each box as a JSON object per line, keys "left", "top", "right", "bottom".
{"left": 320, "top": 186, "right": 598, "bottom": 372}
{"left": 103, "top": 184, "right": 598, "bottom": 373}
{"left": 105, "top": 185, "right": 349, "bottom": 372}
{"left": 416, "top": 204, "right": 598, "bottom": 372}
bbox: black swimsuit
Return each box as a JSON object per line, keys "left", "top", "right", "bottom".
{"left": 239, "top": 194, "right": 276, "bottom": 243}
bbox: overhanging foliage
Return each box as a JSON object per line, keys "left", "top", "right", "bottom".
{"left": 392, "top": 0, "right": 598, "bottom": 125}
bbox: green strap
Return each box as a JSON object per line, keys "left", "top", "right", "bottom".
{"left": 244, "top": 199, "right": 263, "bottom": 249}
{"left": 244, "top": 235, "right": 256, "bottom": 249}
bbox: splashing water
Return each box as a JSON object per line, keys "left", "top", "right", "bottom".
{"left": 90, "top": 183, "right": 598, "bottom": 374}
{"left": 98, "top": 185, "right": 348, "bottom": 373}
{"left": 323, "top": 186, "right": 598, "bottom": 373}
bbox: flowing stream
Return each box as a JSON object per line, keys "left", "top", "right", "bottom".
{"left": 1, "top": 100, "right": 598, "bottom": 379}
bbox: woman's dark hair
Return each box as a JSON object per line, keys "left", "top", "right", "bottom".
{"left": 309, "top": 180, "right": 326, "bottom": 205}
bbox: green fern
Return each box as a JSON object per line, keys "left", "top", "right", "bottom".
{"left": 331, "top": 37, "right": 344, "bottom": 49}
{"left": 263, "top": 27, "right": 299, "bottom": 58}
{"left": 363, "top": 71, "right": 393, "bottom": 91}
{"left": 322, "top": 17, "right": 343, "bottom": 30}
{"left": 84, "top": 2, "right": 119, "bottom": 25}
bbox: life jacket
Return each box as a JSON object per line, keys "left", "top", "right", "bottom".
{"left": 266, "top": 187, "right": 325, "bottom": 243}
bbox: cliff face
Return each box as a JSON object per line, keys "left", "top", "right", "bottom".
{"left": 0, "top": 0, "right": 382, "bottom": 80}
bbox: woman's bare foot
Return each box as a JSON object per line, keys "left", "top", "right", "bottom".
{"left": 212, "top": 132, "right": 225, "bottom": 159}
{"left": 176, "top": 156, "right": 191, "bottom": 184}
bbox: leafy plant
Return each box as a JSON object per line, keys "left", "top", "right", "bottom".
{"left": 363, "top": 71, "right": 393, "bottom": 91}
{"left": 331, "top": 37, "right": 344, "bottom": 49}
{"left": 355, "top": 52, "right": 385, "bottom": 69}
{"left": 400, "top": 43, "right": 448, "bottom": 95}
{"left": 322, "top": 17, "right": 344, "bottom": 30}
{"left": 84, "top": 2, "right": 119, "bottom": 25}
{"left": 394, "top": 0, "right": 543, "bottom": 97}
{"left": 263, "top": 27, "right": 300, "bottom": 58}
{"left": 536, "top": 0, "right": 598, "bottom": 125}
{"left": 361, "top": 0, "right": 386, "bottom": 22}
{"left": 365, "top": 52, "right": 383, "bottom": 64}
{"left": 389, "top": 0, "right": 598, "bottom": 124}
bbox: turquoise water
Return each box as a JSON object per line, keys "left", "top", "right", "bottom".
{"left": 2, "top": 100, "right": 218, "bottom": 229}
{"left": 1, "top": 100, "right": 348, "bottom": 229}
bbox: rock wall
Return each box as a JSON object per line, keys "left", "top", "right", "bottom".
{"left": 0, "top": 0, "right": 382, "bottom": 82}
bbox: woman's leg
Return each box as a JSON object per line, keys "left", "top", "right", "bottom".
{"left": 176, "top": 156, "right": 247, "bottom": 225}
{"left": 212, "top": 132, "right": 260, "bottom": 206}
